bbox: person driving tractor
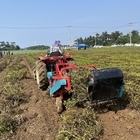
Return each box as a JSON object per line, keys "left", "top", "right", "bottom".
{"left": 49, "top": 40, "right": 63, "bottom": 54}
{"left": 40, "top": 40, "right": 64, "bottom": 60}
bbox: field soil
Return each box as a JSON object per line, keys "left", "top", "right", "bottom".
{"left": 0, "top": 57, "right": 140, "bottom": 140}
{"left": 97, "top": 107, "right": 140, "bottom": 140}
{"left": 10, "top": 57, "right": 61, "bottom": 140}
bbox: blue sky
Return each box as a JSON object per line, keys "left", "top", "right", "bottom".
{"left": 0, "top": 0, "right": 140, "bottom": 48}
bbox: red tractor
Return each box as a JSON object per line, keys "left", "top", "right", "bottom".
{"left": 32, "top": 51, "right": 124, "bottom": 113}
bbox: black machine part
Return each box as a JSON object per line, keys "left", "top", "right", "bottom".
{"left": 87, "top": 68, "right": 124, "bottom": 103}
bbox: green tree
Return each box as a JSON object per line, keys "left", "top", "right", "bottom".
{"left": 110, "top": 31, "right": 123, "bottom": 43}
{"left": 132, "top": 30, "right": 139, "bottom": 37}
{"left": 74, "top": 29, "right": 140, "bottom": 46}
{"left": 15, "top": 45, "right": 20, "bottom": 50}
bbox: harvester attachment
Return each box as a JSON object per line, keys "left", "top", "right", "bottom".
{"left": 87, "top": 68, "right": 124, "bottom": 103}
{"left": 32, "top": 50, "right": 124, "bottom": 114}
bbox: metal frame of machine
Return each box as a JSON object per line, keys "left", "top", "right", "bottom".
{"left": 33, "top": 51, "right": 124, "bottom": 113}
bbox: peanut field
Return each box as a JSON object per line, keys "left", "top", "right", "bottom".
{"left": 0, "top": 46, "right": 140, "bottom": 140}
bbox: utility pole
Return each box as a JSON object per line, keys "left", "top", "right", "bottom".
{"left": 67, "top": 26, "right": 72, "bottom": 48}
{"left": 94, "top": 32, "right": 97, "bottom": 47}
{"left": 128, "top": 23, "right": 132, "bottom": 46}
{"left": 95, "top": 34, "right": 96, "bottom": 47}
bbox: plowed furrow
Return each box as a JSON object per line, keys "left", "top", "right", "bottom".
{"left": 11, "top": 56, "right": 61, "bottom": 140}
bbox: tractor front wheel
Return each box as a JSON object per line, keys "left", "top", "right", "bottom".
{"left": 36, "top": 60, "right": 48, "bottom": 90}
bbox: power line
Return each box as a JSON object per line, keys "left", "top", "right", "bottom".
{"left": 0, "top": 26, "right": 67, "bottom": 29}
{"left": 0, "top": 21, "right": 140, "bottom": 30}
{"left": 72, "top": 26, "right": 109, "bottom": 29}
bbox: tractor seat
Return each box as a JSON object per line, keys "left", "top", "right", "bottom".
{"left": 50, "top": 51, "right": 63, "bottom": 57}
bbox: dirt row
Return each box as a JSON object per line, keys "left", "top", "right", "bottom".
{"left": 10, "top": 56, "right": 61, "bottom": 140}
{"left": 0, "top": 60, "right": 12, "bottom": 95}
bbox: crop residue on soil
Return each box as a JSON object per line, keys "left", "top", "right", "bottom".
{"left": 0, "top": 54, "right": 140, "bottom": 140}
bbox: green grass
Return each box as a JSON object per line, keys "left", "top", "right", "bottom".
{"left": 11, "top": 49, "right": 47, "bottom": 54}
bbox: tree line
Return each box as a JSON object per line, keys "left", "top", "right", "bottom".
{"left": 1, "top": 30, "right": 140, "bottom": 50}
{"left": 75, "top": 30, "right": 140, "bottom": 46}
{"left": 0, "top": 41, "right": 20, "bottom": 50}
{"left": 26, "top": 45, "right": 49, "bottom": 50}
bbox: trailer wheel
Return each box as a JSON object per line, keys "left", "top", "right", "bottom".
{"left": 56, "top": 97, "right": 63, "bottom": 114}
{"left": 36, "top": 60, "right": 48, "bottom": 90}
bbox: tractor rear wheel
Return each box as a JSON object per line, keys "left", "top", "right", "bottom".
{"left": 36, "top": 60, "right": 48, "bottom": 90}
{"left": 56, "top": 97, "right": 63, "bottom": 114}
{"left": 32, "top": 60, "right": 40, "bottom": 80}
{"left": 32, "top": 66, "right": 36, "bottom": 80}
